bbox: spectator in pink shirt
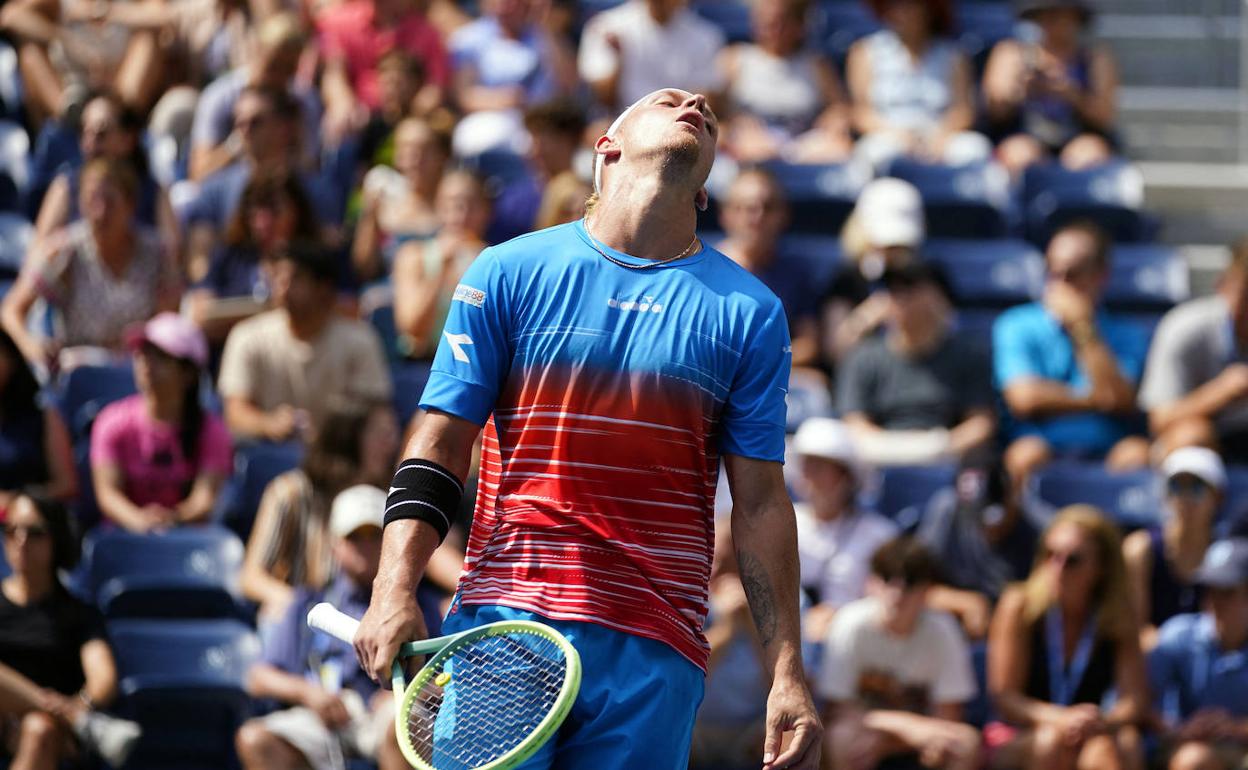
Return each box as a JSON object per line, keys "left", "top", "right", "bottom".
{"left": 90, "top": 314, "right": 234, "bottom": 533}
{"left": 317, "top": 0, "right": 451, "bottom": 142}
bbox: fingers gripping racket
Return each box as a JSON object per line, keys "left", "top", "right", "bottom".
{"left": 307, "top": 603, "right": 582, "bottom": 770}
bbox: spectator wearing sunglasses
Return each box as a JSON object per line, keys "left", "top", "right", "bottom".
{"left": 1124, "top": 447, "right": 1225, "bottom": 651}
{"left": 986, "top": 505, "right": 1148, "bottom": 770}
{"left": 993, "top": 220, "right": 1150, "bottom": 493}
{"left": 1148, "top": 538, "right": 1248, "bottom": 770}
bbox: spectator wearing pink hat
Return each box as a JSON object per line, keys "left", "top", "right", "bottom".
{"left": 90, "top": 313, "right": 234, "bottom": 532}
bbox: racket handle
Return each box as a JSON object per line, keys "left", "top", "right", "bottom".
{"left": 307, "top": 602, "right": 361, "bottom": 643}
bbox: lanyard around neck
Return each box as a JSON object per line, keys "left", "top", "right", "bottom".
{"left": 1045, "top": 606, "right": 1097, "bottom": 706}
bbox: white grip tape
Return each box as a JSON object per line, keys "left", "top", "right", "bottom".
{"left": 306, "top": 602, "right": 362, "bottom": 643}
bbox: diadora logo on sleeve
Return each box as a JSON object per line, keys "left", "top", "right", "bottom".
{"left": 607, "top": 295, "right": 663, "bottom": 314}
{"left": 452, "top": 284, "right": 486, "bottom": 308}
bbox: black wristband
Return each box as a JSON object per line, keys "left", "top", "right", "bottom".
{"left": 383, "top": 459, "right": 464, "bottom": 543}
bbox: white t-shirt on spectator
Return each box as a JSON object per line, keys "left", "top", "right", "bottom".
{"left": 795, "top": 504, "right": 898, "bottom": 609}
{"left": 816, "top": 596, "right": 976, "bottom": 711}
{"left": 577, "top": 0, "right": 726, "bottom": 109}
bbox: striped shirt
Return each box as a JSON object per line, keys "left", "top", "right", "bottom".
{"left": 419, "top": 221, "right": 791, "bottom": 670}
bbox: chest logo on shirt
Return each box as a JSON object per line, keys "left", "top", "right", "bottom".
{"left": 444, "top": 332, "right": 475, "bottom": 362}
{"left": 607, "top": 295, "right": 663, "bottom": 314}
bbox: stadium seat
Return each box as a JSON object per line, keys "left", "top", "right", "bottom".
{"left": 1104, "top": 243, "right": 1189, "bottom": 313}
{"left": 55, "top": 362, "right": 138, "bottom": 442}
{"left": 756, "top": 160, "right": 869, "bottom": 236}
{"left": 924, "top": 238, "right": 1044, "bottom": 308}
{"left": 1021, "top": 161, "right": 1158, "bottom": 245}
{"left": 0, "top": 211, "right": 32, "bottom": 279}
{"left": 964, "top": 642, "right": 992, "bottom": 728}
{"left": 0, "top": 544, "right": 8, "bottom": 579}
{"left": 955, "top": 3, "right": 1018, "bottom": 73}
{"left": 0, "top": 120, "right": 29, "bottom": 208}
{"left": 213, "top": 441, "right": 304, "bottom": 541}
{"left": 0, "top": 42, "right": 20, "bottom": 120}
{"left": 392, "top": 360, "right": 434, "bottom": 426}
{"left": 367, "top": 301, "right": 402, "bottom": 361}
{"left": 1029, "top": 462, "right": 1161, "bottom": 531}
{"left": 884, "top": 160, "right": 1014, "bottom": 239}
{"left": 953, "top": 307, "right": 1003, "bottom": 353}
{"left": 816, "top": 1, "right": 882, "bottom": 68}
{"left": 462, "top": 148, "right": 531, "bottom": 192}
{"left": 109, "top": 619, "right": 259, "bottom": 770}
{"left": 861, "top": 464, "right": 957, "bottom": 532}
{"left": 77, "top": 526, "right": 245, "bottom": 619}
{"left": 692, "top": 0, "right": 753, "bottom": 43}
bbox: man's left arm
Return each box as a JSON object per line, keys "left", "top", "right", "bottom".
{"left": 724, "top": 454, "right": 822, "bottom": 770}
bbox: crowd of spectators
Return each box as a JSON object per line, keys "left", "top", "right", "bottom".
{"left": 0, "top": 0, "right": 1244, "bottom": 767}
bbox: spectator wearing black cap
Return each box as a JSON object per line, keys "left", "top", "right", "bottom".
{"left": 838, "top": 260, "right": 996, "bottom": 467}
{"left": 982, "top": 0, "right": 1118, "bottom": 176}
{"left": 1149, "top": 538, "right": 1248, "bottom": 770}
{"left": 217, "top": 241, "right": 391, "bottom": 442}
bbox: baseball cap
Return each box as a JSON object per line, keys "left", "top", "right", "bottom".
{"left": 856, "top": 178, "right": 924, "bottom": 249}
{"left": 793, "top": 417, "right": 858, "bottom": 472}
{"left": 1161, "top": 446, "right": 1227, "bottom": 491}
{"left": 1192, "top": 538, "right": 1248, "bottom": 588}
{"left": 1017, "top": 0, "right": 1093, "bottom": 23}
{"left": 125, "top": 312, "right": 208, "bottom": 368}
{"left": 329, "top": 485, "right": 386, "bottom": 538}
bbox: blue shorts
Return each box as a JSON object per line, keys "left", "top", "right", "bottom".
{"left": 439, "top": 602, "right": 705, "bottom": 770}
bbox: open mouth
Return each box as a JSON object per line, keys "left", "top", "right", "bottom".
{"left": 676, "top": 111, "right": 705, "bottom": 133}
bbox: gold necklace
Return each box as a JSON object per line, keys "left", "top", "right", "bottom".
{"left": 583, "top": 218, "right": 699, "bottom": 270}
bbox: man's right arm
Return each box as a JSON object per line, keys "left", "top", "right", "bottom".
{"left": 354, "top": 410, "right": 480, "bottom": 684}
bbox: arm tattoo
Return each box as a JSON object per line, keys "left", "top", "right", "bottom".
{"left": 737, "top": 551, "right": 777, "bottom": 647}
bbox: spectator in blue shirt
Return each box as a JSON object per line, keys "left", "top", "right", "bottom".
{"left": 1149, "top": 538, "right": 1248, "bottom": 770}
{"left": 993, "top": 220, "right": 1150, "bottom": 491}
{"left": 235, "top": 484, "right": 407, "bottom": 770}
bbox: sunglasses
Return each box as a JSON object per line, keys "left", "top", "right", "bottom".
{"left": 1167, "top": 476, "right": 1214, "bottom": 498}
{"left": 1044, "top": 546, "right": 1090, "bottom": 570}
{"left": 1047, "top": 262, "right": 1099, "bottom": 283}
{"left": 3, "top": 523, "right": 50, "bottom": 540}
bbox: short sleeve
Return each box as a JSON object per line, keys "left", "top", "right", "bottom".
{"left": 815, "top": 605, "right": 861, "bottom": 701}
{"left": 928, "top": 612, "right": 977, "bottom": 705}
{"left": 89, "top": 399, "right": 129, "bottom": 467}
{"left": 260, "top": 588, "right": 312, "bottom": 674}
{"left": 577, "top": 15, "right": 619, "bottom": 83}
{"left": 720, "top": 299, "right": 791, "bottom": 462}
{"left": 1146, "top": 615, "right": 1187, "bottom": 699}
{"left": 419, "top": 248, "right": 515, "bottom": 425}
{"left": 992, "top": 308, "right": 1041, "bottom": 389}
{"left": 29, "top": 231, "right": 73, "bottom": 303}
{"left": 197, "top": 413, "right": 235, "bottom": 477}
{"left": 217, "top": 322, "right": 259, "bottom": 400}
{"left": 189, "top": 76, "right": 233, "bottom": 149}
{"left": 1137, "top": 311, "right": 1191, "bottom": 410}
{"left": 836, "top": 342, "right": 873, "bottom": 417}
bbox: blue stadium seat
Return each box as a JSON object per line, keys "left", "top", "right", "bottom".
{"left": 861, "top": 464, "right": 957, "bottom": 532}
{"left": 368, "top": 302, "right": 402, "bottom": 361}
{"left": 55, "top": 363, "right": 138, "bottom": 442}
{"left": 816, "top": 1, "right": 882, "bottom": 68}
{"left": 0, "top": 544, "right": 8, "bottom": 579}
{"left": 1104, "top": 243, "right": 1189, "bottom": 313}
{"left": 1029, "top": 462, "right": 1161, "bottom": 531}
{"left": 392, "top": 360, "right": 434, "bottom": 426}
{"left": 0, "top": 210, "right": 31, "bottom": 279}
{"left": 0, "top": 120, "right": 29, "bottom": 210}
{"left": 964, "top": 642, "right": 992, "bottom": 728}
{"left": 77, "top": 526, "right": 245, "bottom": 619}
{"left": 1215, "top": 465, "right": 1248, "bottom": 538}
{"left": 213, "top": 441, "right": 304, "bottom": 541}
{"left": 0, "top": 42, "right": 21, "bottom": 121}
{"left": 953, "top": 307, "right": 1003, "bottom": 353}
{"left": 109, "top": 619, "right": 259, "bottom": 770}
{"left": 884, "top": 160, "right": 1014, "bottom": 239}
{"left": 955, "top": 3, "right": 1018, "bottom": 73}
{"left": 924, "top": 238, "right": 1043, "bottom": 308}
{"left": 692, "top": 0, "right": 753, "bottom": 43}
{"left": 462, "top": 149, "right": 531, "bottom": 192}
{"left": 756, "top": 161, "right": 869, "bottom": 235}
{"left": 1022, "top": 161, "right": 1158, "bottom": 245}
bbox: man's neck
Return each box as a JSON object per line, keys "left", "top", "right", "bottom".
{"left": 1164, "top": 522, "right": 1210, "bottom": 578}
{"left": 889, "top": 323, "right": 944, "bottom": 357}
{"left": 1219, "top": 622, "right": 1248, "bottom": 653}
{"left": 286, "top": 307, "right": 332, "bottom": 341}
{"left": 588, "top": 173, "right": 699, "bottom": 261}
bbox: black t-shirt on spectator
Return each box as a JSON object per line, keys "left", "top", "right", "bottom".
{"left": 0, "top": 587, "right": 105, "bottom": 696}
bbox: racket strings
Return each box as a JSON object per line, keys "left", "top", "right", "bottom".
{"left": 408, "top": 633, "right": 568, "bottom": 769}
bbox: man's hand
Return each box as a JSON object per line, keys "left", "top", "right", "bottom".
{"left": 762, "top": 674, "right": 822, "bottom": 770}
{"left": 1214, "top": 363, "right": 1248, "bottom": 403}
{"left": 1177, "top": 708, "right": 1237, "bottom": 742}
{"left": 353, "top": 589, "right": 428, "bottom": 686}
{"left": 1044, "top": 282, "right": 1095, "bottom": 330}
{"left": 1055, "top": 704, "right": 1105, "bottom": 747}
{"left": 304, "top": 688, "right": 352, "bottom": 729}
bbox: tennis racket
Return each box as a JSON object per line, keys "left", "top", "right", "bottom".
{"left": 307, "top": 603, "right": 581, "bottom": 770}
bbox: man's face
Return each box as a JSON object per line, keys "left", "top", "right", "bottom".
{"left": 272, "top": 259, "right": 330, "bottom": 318}
{"left": 80, "top": 98, "right": 129, "bottom": 160}
{"left": 799, "top": 456, "right": 854, "bottom": 514}
{"left": 608, "top": 89, "right": 718, "bottom": 193}
{"left": 720, "top": 173, "right": 787, "bottom": 247}
{"left": 869, "top": 576, "right": 928, "bottom": 633}
{"left": 334, "top": 525, "right": 383, "bottom": 586}
{"left": 1206, "top": 583, "right": 1248, "bottom": 647}
{"left": 233, "top": 93, "right": 280, "bottom": 159}
{"left": 1046, "top": 229, "right": 1107, "bottom": 304}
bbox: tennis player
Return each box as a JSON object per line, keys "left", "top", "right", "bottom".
{"left": 354, "top": 87, "right": 821, "bottom": 770}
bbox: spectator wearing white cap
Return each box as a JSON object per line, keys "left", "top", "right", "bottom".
{"left": 237, "top": 484, "right": 408, "bottom": 770}
{"left": 791, "top": 417, "right": 898, "bottom": 643}
{"left": 90, "top": 313, "right": 233, "bottom": 532}
{"left": 820, "top": 177, "right": 924, "bottom": 368}
{"left": 1148, "top": 538, "right": 1248, "bottom": 770}
{"left": 1124, "top": 447, "right": 1226, "bottom": 650}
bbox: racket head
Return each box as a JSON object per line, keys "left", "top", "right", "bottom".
{"left": 395, "top": 619, "right": 582, "bottom": 770}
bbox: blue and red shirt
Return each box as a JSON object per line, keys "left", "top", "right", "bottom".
{"left": 420, "top": 220, "right": 791, "bottom": 669}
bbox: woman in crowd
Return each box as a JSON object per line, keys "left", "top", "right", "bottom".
{"left": 987, "top": 505, "right": 1148, "bottom": 770}
{"left": 391, "top": 168, "right": 490, "bottom": 360}
{"left": 716, "top": 0, "right": 851, "bottom": 163}
{"left": 847, "top": 0, "right": 989, "bottom": 170}
{"left": 532, "top": 170, "right": 590, "bottom": 231}
{"left": 982, "top": 0, "right": 1117, "bottom": 176}
{"left": 0, "top": 493, "right": 141, "bottom": 769}
{"left": 352, "top": 116, "right": 451, "bottom": 283}
{"left": 186, "top": 171, "right": 320, "bottom": 345}
{"left": 1, "top": 158, "right": 180, "bottom": 376}
{"left": 90, "top": 313, "right": 233, "bottom": 533}
{"left": 0, "top": 329, "right": 75, "bottom": 508}
{"left": 820, "top": 176, "right": 924, "bottom": 368}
